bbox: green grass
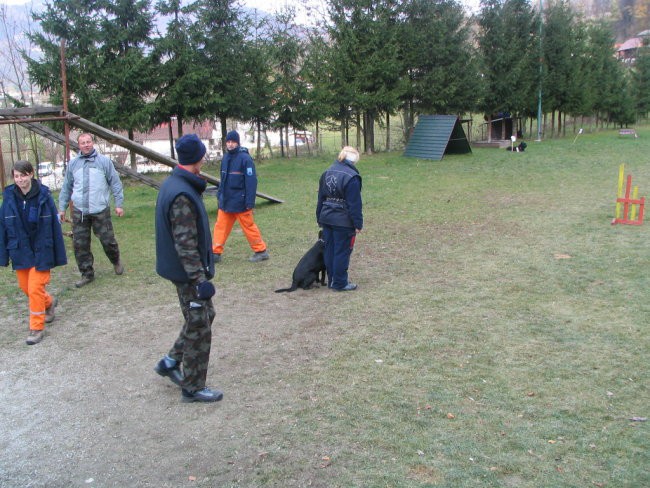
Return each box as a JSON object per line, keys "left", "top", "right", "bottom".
{"left": 1, "top": 128, "right": 648, "bottom": 486}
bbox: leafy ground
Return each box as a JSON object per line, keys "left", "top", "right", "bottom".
{"left": 0, "top": 129, "right": 648, "bottom": 487}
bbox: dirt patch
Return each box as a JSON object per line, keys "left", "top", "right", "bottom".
{"left": 0, "top": 263, "right": 349, "bottom": 487}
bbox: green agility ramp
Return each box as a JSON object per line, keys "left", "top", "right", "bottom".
{"left": 404, "top": 115, "right": 471, "bottom": 160}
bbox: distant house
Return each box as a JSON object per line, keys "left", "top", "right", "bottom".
{"left": 617, "top": 30, "right": 650, "bottom": 64}
{"left": 98, "top": 120, "right": 221, "bottom": 166}
{"left": 617, "top": 37, "right": 643, "bottom": 63}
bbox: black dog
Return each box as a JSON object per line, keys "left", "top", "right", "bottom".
{"left": 275, "top": 232, "right": 326, "bottom": 293}
{"left": 506, "top": 141, "right": 527, "bottom": 152}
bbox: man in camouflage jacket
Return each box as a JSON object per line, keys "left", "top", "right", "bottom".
{"left": 154, "top": 134, "right": 222, "bottom": 403}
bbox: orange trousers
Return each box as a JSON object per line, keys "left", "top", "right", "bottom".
{"left": 16, "top": 268, "right": 54, "bottom": 331}
{"left": 212, "top": 209, "right": 267, "bottom": 255}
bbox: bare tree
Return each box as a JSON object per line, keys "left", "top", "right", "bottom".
{"left": 0, "top": 3, "right": 59, "bottom": 175}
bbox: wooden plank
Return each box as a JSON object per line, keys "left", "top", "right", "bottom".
{"left": 2, "top": 117, "right": 160, "bottom": 189}
{"left": 65, "top": 112, "right": 284, "bottom": 203}
{"left": 0, "top": 106, "right": 64, "bottom": 117}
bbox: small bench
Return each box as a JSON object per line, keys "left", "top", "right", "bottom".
{"left": 619, "top": 128, "right": 638, "bottom": 138}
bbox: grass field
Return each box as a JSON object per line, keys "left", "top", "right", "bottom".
{"left": 1, "top": 128, "right": 648, "bottom": 487}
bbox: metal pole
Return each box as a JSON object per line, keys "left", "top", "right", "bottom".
{"left": 60, "top": 39, "right": 71, "bottom": 163}
{"left": 536, "top": 0, "right": 543, "bottom": 141}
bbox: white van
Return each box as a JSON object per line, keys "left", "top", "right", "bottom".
{"left": 38, "top": 162, "right": 54, "bottom": 177}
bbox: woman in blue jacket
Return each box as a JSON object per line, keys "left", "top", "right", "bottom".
{"left": 0, "top": 161, "right": 67, "bottom": 345}
{"left": 316, "top": 146, "right": 363, "bottom": 291}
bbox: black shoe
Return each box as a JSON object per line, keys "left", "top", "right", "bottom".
{"left": 213, "top": 253, "right": 222, "bottom": 264}
{"left": 75, "top": 275, "right": 94, "bottom": 288}
{"left": 181, "top": 387, "right": 224, "bottom": 403}
{"left": 249, "top": 250, "right": 269, "bottom": 262}
{"left": 154, "top": 357, "right": 184, "bottom": 386}
{"left": 332, "top": 283, "right": 358, "bottom": 292}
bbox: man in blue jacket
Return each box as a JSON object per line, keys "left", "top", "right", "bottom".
{"left": 1, "top": 160, "right": 67, "bottom": 345}
{"left": 154, "top": 134, "right": 223, "bottom": 403}
{"left": 212, "top": 130, "right": 269, "bottom": 263}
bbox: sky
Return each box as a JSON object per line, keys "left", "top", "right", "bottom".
{"left": 1, "top": 0, "right": 481, "bottom": 18}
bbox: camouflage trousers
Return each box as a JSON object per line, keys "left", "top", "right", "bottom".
{"left": 71, "top": 207, "right": 120, "bottom": 278}
{"left": 168, "top": 282, "right": 216, "bottom": 392}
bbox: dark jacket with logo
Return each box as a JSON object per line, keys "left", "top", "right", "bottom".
{"left": 155, "top": 167, "right": 214, "bottom": 284}
{"left": 217, "top": 147, "right": 257, "bottom": 213}
{"left": 316, "top": 160, "right": 363, "bottom": 230}
{"left": 0, "top": 180, "right": 67, "bottom": 271}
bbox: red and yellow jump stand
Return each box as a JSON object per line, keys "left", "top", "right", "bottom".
{"left": 612, "top": 164, "right": 645, "bottom": 226}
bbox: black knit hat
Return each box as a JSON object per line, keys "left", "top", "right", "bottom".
{"left": 175, "top": 134, "right": 206, "bottom": 165}
{"left": 226, "top": 130, "right": 240, "bottom": 144}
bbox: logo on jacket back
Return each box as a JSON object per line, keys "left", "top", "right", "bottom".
{"left": 326, "top": 175, "right": 337, "bottom": 193}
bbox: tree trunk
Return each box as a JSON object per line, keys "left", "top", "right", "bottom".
{"left": 364, "top": 111, "right": 375, "bottom": 154}
{"left": 256, "top": 119, "right": 262, "bottom": 160}
{"left": 356, "top": 111, "right": 361, "bottom": 150}
{"left": 220, "top": 117, "right": 227, "bottom": 152}
{"left": 263, "top": 129, "right": 273, "bottom": 158}
{"left": 386, "top": 112, "right": 390, "bottom": 151}
{"left": 168, "top": 118, "right": 175, "bottom": 160}
{"left": 128, "top": 128, "right": 137, "bottom": 170}
{"left": 279, "top": 124, "right": 285, "bottom": 158}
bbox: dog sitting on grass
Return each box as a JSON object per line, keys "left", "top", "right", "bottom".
{"left": 506, "top": 141, "right": 527, "bottom": 152}
{"left": 275, "top": 232, "right": 326, "bottom": 293}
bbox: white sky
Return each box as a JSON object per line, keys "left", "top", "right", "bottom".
{"left": 1, "top": 0, "right": 481, "bottom": 17}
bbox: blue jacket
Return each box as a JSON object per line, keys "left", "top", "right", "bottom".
{"left": 155, "top": 166, "right": 214, "bottom": 284}
{"left": 0, "top": 181, "right": 67, "bottom": 271}
{"left": 217, "top": 147, "right": 257, "bottom": 213}
{"left": 316, "top": 160, "right": 363, "bottom": 230}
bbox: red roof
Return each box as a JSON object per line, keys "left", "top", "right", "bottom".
{"left": 618, "top": 37, "right": 642, "bottom": 52}
{"left": 131, "top": 120, "right": 215, "bottom": 142}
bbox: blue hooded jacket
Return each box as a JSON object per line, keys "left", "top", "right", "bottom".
{"left": 217, "top": 147, "right": 257, "bottom": 213}
{"left": 0, "top": 180, "right": 68, "bottom": 271}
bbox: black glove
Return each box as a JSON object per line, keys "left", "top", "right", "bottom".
{"left": 196, "top": 281, "right": 216, "bottom": 300}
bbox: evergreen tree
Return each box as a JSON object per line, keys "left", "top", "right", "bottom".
{"left": 189, "top": 0, "right": 248, "bottom": 145}
{"left": 477, "top": 0, "right": 538, "bottom": 126}
{"left": 97, "top": 0, "right": 156, "bottom": 163}
{"left": 27, "top": 0, "right": 157, "bottom": 168}
{"left": 586, "top": 21, "right": 626, "bottom": 126}
{"left": 398, "top": 0, "right": 480, "bottom": 137}
{"left": 268, "top": 7, "right": 308, "bottom": 158}
{"left": 633, "top": 44, "right": 650, "bottom": 119}
{"left": 241, "top": 14, "right": 276, "bottom": 159}
{"left": 542, "top": 0, "right": 578, "bottom": 136}
{"left": 151, "top": 0, "right": 206, "bottom": 140}
{"left": 326, "top": 0, "right": 403, "bottom": 152}
{"left": 301, "top": 31, "right": 339, "bottom": 152}
{"left": 27, "top": 0, "right": 105, "bottom": 116}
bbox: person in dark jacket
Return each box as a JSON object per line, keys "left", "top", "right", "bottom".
{"left": 0, "top": 160, "right": 67, "bottom": 345}
{"left": 154, "top": 134, "right": 223, "bottom": 403}
{"left": 212, "top": 130, "right": 269, "bottom": 263}
{"left": 316, "top": 146, "right": 363, "bottom": 291}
